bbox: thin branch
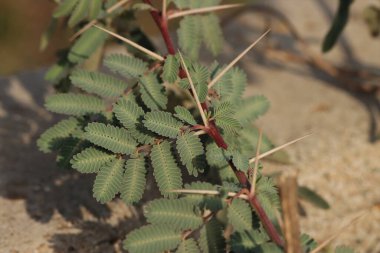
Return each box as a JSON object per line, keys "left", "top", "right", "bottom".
{"left": 93, "top": 25, "right": 165, "bottom": 61}
{"left": 310, "top": 210, "right": 370, "bottom": 253}
{"left": 168, "top": 4, "right": 243, "bottom": 20}
{"left": 249, "top": 133, "right": 312, "bottom": 164}
{"left": 208, "top": 29, "right": 270, "bottom": 89}
{"left": 178, "top": 51, "right": 209, "bottom": 127}
{"left": 250, "top": 129, "right": 263, "bottom": 196}
{"left": 70, "top": 0, "right": 131, "bottom": 41}
{"left": 169, "top": 189, "right": 249, "bottom": 200}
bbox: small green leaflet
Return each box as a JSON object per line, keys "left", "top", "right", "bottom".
{"left": 150, "top": 141, "right": 183, "bottom": 198}
{"left": 144, "top": 198, "right": 203, "bottom": 231}
{"left": 104, "top": 54, "right": 148, "bottom": 78}
{"left": 121, "top": 157, "right": 146, "bottom": 205}
{"left": 84, "top": 123, "right": 137, "bottom": 155}
{"left": 70, "top": 69, "right": 129, "bottom": 97}
{"left": 227, "top": 198, "right": 253, "bottom": 232}
{"left": 162, "top": 55, "right": 180, "bottom": 83}
{"left": 174, "top": 106, "right": 197, "bottom": 125}
{"left": 93, "top": 158, "right": 124, "bottom": 203}
{"left": 70, "top": 147, "right": 115, "bottom": 173}
{"left": 176, "top": 132, "right": 205, "bottom": 176}
{"left": 123, "top": 225, "right": 181, "bottom": 253}
{"left": 45, "top": 93, "right": 105, "bottom": 116}
{"left": 144, "top": 111, "right": 183, "bottom": 138}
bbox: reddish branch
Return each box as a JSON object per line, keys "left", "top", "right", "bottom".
{"left": 143, "top": 0, "right": 284, "bottom": 247}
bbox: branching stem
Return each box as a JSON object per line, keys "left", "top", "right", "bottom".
{"left": 143, "top": 1, "right": 283, "bottom": 247}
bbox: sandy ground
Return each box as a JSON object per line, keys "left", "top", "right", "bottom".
{"left": 1, "top": 0, "right": 379, "bottom": 252}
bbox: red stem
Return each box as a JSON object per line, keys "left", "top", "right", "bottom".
{"left": 143, "top": 0, "right": 283, "bottom": 247}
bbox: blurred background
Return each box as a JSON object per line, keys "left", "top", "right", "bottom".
{"left": 0, "top": 0, "right": 379, "bottom": 252}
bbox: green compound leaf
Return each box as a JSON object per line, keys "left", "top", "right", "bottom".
{"left": 70, "top": 69, "right": 129, "bottom": 97}
{"left": 68, "top": 0, "right": 89, "bottom": 27}
{"left": 104, "top": 54, "right": 148, "bottom": 79}
{"left": 151, "top": 141, "right": 183, "bottom": 198}
{"left": 298, "top": 186, "right": 330, "bottom": 210}
{"left": 144, "top": 198, "right": 203, "bottom": 231}
{"left": 121, "top": 157, "right": 146, "bottom": 205}
{"left": 198, "top": 218, "right": 225, "bottom": 253}
{"left": 176, "top": 132, "right": 205, "bottom": 176}
{"left": 93, "top": 158, "right": 124, "bottom": 203}
{"left": 53, "top": 0, "right": 79, "bottom": 18}
{"left": 300, "top": 233, "right": 317, "bottom": 252}
{"left": 162, "top": 55, "right": 180, "bottom": 83}
{"left": 68, "top": 26, "right": 108, "bottom": 63}
{"left": 176, "top": 238, "right": 201, "bottom": 253}
{"left": 113, "top": 98, "right": 145, "bottom": 129}
{"left": 88, "top": 0, "right": 102, "bottom": 20}
{"left": 212, "top": 101, "right": 234, "bottom": 119}
{"left": 144, "top": 111, "right": 183, "bottom": 138}
{"left": 235, "top": 95, "right": 270, "bottom": 125}
{"left": 178, "top": 16, "right": 202, "bottom": 60}
{"left": 45, "top": 93, "right": 105, "bottom": 116}
{"left": 231, "top": 151, "right": 250, "bottom": 172}
{"left": 123, "top": 225, "right": 181, "bottom": 253}
{"left": 56, "top": 137, "right": 89, "bottom": 168}
{"left": 216, "top": 116, "right": 242, "bottom": 135}
{"left": 212, "top": 67, "right": 247, "bottom": 103}
{"left": 256, "top": 176, "right": 280, "bottom": 220}
{"left": 184, "top": 182, "right": 224, "bottom": 212}
{"left": 176, "top": 132, "right": 204, "bottom": 164}
{"left": 139, "top": 73, "right": 168, "bottom": 110}
{"left": 84, "top": 123, "right": 137, "bottom": 154}
{"left": 230, "top": 229, "right": 269, "bottom": 253}
{"left": 70, "top": 147, "right": 115, "bottom": 173}
{"left": 180, "top": 63, "right": 209, "bottom": 102}
{"left": 174, "top": 106, "right": 197, "bottom": 125}
{"left": 228, "top": 198, "right": 253, "bottom": 232}
{"left": 37, "top": 117, "right": 80, "bottom": 153}
{"left": 201, "top": 14, "right": 223, "bottom": 56}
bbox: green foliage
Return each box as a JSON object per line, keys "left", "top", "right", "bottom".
{"left": 68, "top": 26, "right": 108, "bottom": 63}
{"left": 144, "top": 198, "right": 203, "bottom": 230}
{"left": 228, "top": 198, "right": 253, "bottom": 232}
{"left": 70, "top": 69, "right": 129, "bottom": 97}
{"left": 176, "top": 132, "right": 205, "bottom": 176}
{"left": 53, "top": 0, "right": 79, "bottom": 18}
{"left": 113, "top": 98, "right": 144, "bottom": 129}
{"left": 37, "top": 117, "right": 79, "bottom": 153}
{"left": 322, "top": 0, "right": 354, "bottom": 52}
{"left": 124, "top": 225, "right": 182, "bottom": 253}
{"left": 151, "top": 141, "right": 183, "bottom": 198}
{"left": 144, "top": 111, "right": 183, "bottom": 138}
{"left": 84, "top": 123, "right": 137, "bottom": 154}
{"left": 121, "top": 157, "right": 146, "bottom": 205}
{"left": 200, "top": 14, "right": 223, "bottom": 56}
{"left": 174, "top": 106, "right": 197, "bottom": 125}
{"left": 199, "top": 218, "right": 225, "bottom": 253}
{"left": 139, "top": 74, "right": 168, "bottom": 110}
{"left": 40, "top": 1, "right": 326, "bottom": 252}
{"left": 45, "top": 93, "right": 105, "bottom": 116}
{"left": 300, "top": 233, "right": 317, "bottom": 252}
{"left": 162, "top": 55, "right": 180, "bottom": 83}
{"left": 104, "top": 54, "right": 148, "bottom": 79}
{"left": 256, "top": 176, "right": 280, "bottom": 220}
{"left": 176, "top": 239, "right": 201, "bottom": 253}
{"left": 71, "top": 147, "right": 115, "bottom": 173}
{"left": 93, "top": 158, "right": 124, "bottom": 203}
{"left": 235, "top": 95, "right": 270, "bottom": 125}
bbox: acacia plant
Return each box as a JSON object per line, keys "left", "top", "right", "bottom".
{"left": 38, "top": 1, "right": 355, "bottom": 252}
